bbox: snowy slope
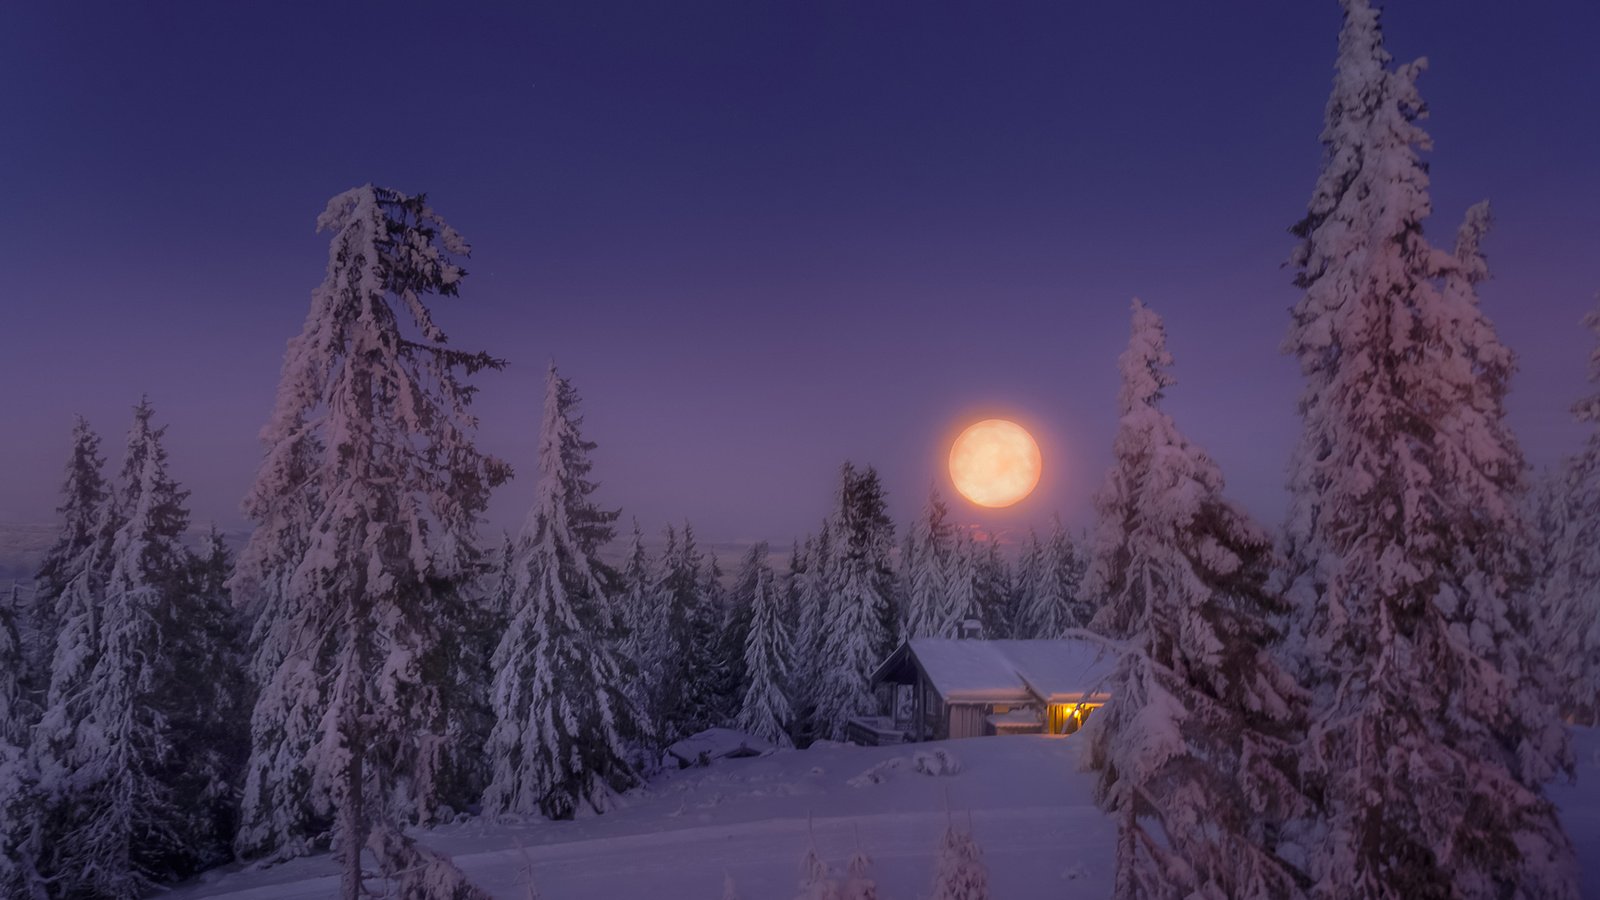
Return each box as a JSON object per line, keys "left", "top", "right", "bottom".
{"left": 172, "top": 736, "right": 1113, "bottom": 899}
{"left": 169, "top": 728, "right": 1600, "bottom": 899}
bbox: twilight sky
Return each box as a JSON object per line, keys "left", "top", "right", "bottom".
{"left": 2, "top": 1, "right": 1598, "bottom": 548}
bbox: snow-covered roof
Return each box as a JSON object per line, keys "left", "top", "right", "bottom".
{"left": 874, "top": 639, "right": 1115, "bottom": 705}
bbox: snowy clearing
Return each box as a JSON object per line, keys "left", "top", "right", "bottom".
{"left": 170, "top": 728, "right": 1600, "bottom": 899}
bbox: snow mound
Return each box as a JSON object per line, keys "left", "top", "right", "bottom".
{"left": 847, "top": 748, "right": 962, "bottom": 787}
{"left": 666, "top": 728, "right": 776, "bottom": 768}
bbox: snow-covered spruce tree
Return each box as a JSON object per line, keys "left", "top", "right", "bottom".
{"left": 619, "top": 519, "right": 654, "bottom": 661}
{"left": 35, "top": 399, "right": 204, "bottom": 896}
{"left": 973, "top": 536, "right": 1013, "bottom": 639}
{"left": 648, "top": 523, "right": 725, "bottom": 742}
{"left": 27, "top": 417, "right": 112, "bottom": 697}
{"left": 937, "top": 530, "right": 980, "bottom": 638}
{"left": 1539, "top": 289, "right": 1600, "bottom": 723}
{"left": 736, "top": 552, "right": 795, "bottom": 746}
{"left": 484, "top": 366, "right": 646, "bottom": 820}
{"left": 928, "top": 821, "right": 989, "bottom": 900}
{"left": 232, "top": 186, "right": 510, "bottom": 887}
{"left": 1281, "top": 4, "right": 1574, "bottom": 895}
{"left": 1086, "top": 300, "right": 1309, "bottom": 900}
{"left": 783, "top": 538, "right": 807, "bottom": 643}
{"left": 1052, "top": 518, "right": 1092, "bottom": 631}
{"left": 813, "top": 463, "right": 896, "bottom": 740}
{"left": 1022, "top": 517, "right": 1087, "bottom": 639}
{"left": 162, "top": 524, "right": 252, "bottom": 873}
{"left": 708, "top": 548, "right": 753, "bottom": 727}
{"left": 0, "top": 597, "right": 45, "bottom": 900}
{"left": 792, "top": 526, "right": 831, "bottom": 728}
{"left": 902, "top": 486, "right": 952, "bottom": 640}
{"left": 722, "top": 543, "right": 768, "bottom": 719}
{"left": 1011, "top": 530, "right": 1043, "bottom": 638}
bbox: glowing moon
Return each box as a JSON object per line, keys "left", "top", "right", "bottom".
{"left": 948, "top": 419, "right": 1042, "bottom": 508}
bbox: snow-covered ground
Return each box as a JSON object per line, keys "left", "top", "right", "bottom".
{"left": 172, "top": 728, "right": 1600, "bottom": 899}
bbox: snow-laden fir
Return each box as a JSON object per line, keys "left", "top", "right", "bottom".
{"left": 900, "top": 486, "right": 952, "bottom": 641}
{"left": 734, "top": 545, "right": 795, "bottom": 748}
{"left": 812, "top": 464, "right": 897, "bottom": 742}
{"left": 1085, "top": 300, "right": 1310, "bottom": 899}
{"left": 1280, "top": 2, "right": 1575, "bottom": 895}
{"left": 229, "top": 185, "right": 509, "bottom": 897}
{"left": 1536, "top": 287, "right": 1600, "bottom": 726}
{"left": 483, "top": 365, "right": 648, "bottom": 820}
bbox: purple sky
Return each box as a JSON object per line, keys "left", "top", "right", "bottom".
{"left": 3, "top": 1, "right": 1598, "bottom": 548}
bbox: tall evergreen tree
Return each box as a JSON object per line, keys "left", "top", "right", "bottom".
{"left": 650, "top": 523, "right": 724, "bottom": 742}
{"left": 1282, "top": 6, "right": 1573, "bottom": 895}
{"left": 231, "top": 186, "right": 511, "bottom": 894}
{"left": 619, "top": 519, "right": 654, "bottom": 662}
{"left": 973, "top": 536, "right": 1013, "bottom": 639}
{"left": 902, "top": 486, "right": 952, "bottom": 640}
{"left": 484, "top": 366, "right": 646, "bottom": 819}
{"left": 1019, "top": 518, "right": 1084, "bottom": 639}
{"left": 813, "top": 463, "right": 896, "bottom": 740}
{"left": 35, "top": 399, "right": 200, "bottom": 896}
{"left": 1044, "top": 518, "right": 1091, "bottom": 636}
{"left": 1086, "top": 301, "right": 1309, "bottom": 900}
{"left": 735, "top": 550, "right": 794, "bottom": 747}
{"left": 0, "top": 595, "right": 45, "bottom": 899}
{"left": 783, "top": 538, "right": 807, "bottom": 645}
{"left": 937, "top": 530, "right": 980, "bottom": 638}
{"left": 792, "top": 525, "right": 831, "bottom": 720}
{"left": 1011, "top": 530, "right": 1044, "bottom": 638}
{"left": 721, "top": 543, "right": 770, "bottom": 720}
{"left": 28, "top": 418, "right": 111, "bottom": 698}
{"left": 165, "top": 525, "right": 251, "bottom": 873}
{"left": 1538, "top": 288, "right": 1600, "bottom": 725}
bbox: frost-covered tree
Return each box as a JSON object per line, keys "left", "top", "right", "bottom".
{"left": 1538, "top": 290, "right": 1600, "bottom": 725}
{"left": 792, "top": 526, "right": 831, "bottom": 720}
{"left": 231, "top": 186, "right": 511, "bottom": 888}
{"left": 1021, "top": 517, "right": 1087, "bottom": 639}
{"left": 937, "top": 530, "right": 980, "bottom": 638}
{"left": 928, "top": 821, "right": 989, "bottom": 900}
{"left": 736, "top": 551, "right": 794, "bottom": 746}
{"left": 973, "top": 536, "right": 1013, "bottom": 639}
{"left": 619, "top": 520, "right": 654, "bottom": 661}
{"left": 783, "top": 538, "right": 807, "bottom": 641}
{"left": 649, "top": 523, "right": 725, "bottom": 742}
{"left": 1281, "top": 4, "right": 1574, "bottom": 896}
{"left": 1011, "top": 530, "right": 1043, "bottom": 638}
{"left": 28, "top": 418, "right": 112, "bottom": 695}
{"left": 35, "top": 399, "right": 203, "bottom": 896}
{"left": 813, "top": 463, "right": 896, "bottom": 740}
{"left": 484, "top": 366, "right": 646, "bottom": 819}
{"left": 1086, "top": 301, "right": 1309, "bottom": 900}
{"left": 0, "top": 596, "right": 44, "bottom": 900}
{"left": 164, "top": 525, "right": 251, "bottom": 872}
{"left": 795, "top": 840, "right": 842, "bottom": 900}
{"left": 842, "top": 841, "right": 879, "bottom": 900}
{"left": 902, "top": 486, "right": 952, "bottom": 640}
{"left": 722, "top": 543, "right": 767, "bottom": 708}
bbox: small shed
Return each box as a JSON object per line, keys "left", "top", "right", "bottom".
{"left": 860, "top": 638, "right": 1113, "bottom": 742}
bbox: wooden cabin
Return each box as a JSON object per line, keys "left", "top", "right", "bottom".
{"left": 846, "top": 638, "right": 1113, "bottom": 745}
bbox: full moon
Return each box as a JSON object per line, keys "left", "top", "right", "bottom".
{"left": 948, "top": 419, "right": 1042, "bottom": 508}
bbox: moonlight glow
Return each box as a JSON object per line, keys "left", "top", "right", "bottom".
{"left": 948, "top": 419, "right": 1042, "bottom": 508}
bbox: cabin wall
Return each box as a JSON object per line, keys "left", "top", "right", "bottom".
{"left": 947, "top": 705, "right": 987, "bottom": 740}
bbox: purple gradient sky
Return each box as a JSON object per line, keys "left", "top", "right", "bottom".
{"left": 3, "top": 2, "right": 1598, "bottom": 547}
